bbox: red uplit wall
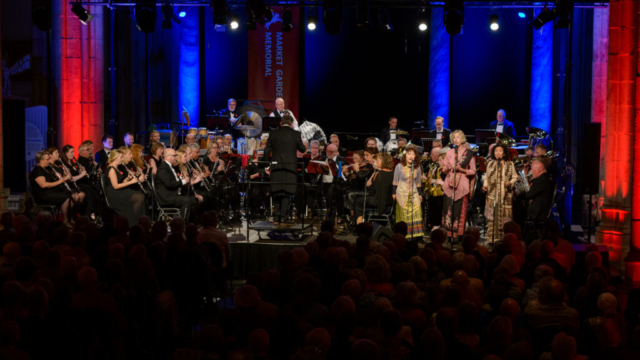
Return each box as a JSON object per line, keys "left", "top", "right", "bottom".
{"left": 54, "top": 2, "right": 103, "bottom": 150}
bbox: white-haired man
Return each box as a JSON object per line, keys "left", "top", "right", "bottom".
{"left": 269, "top": 97, "right": 299, "bottom": 131}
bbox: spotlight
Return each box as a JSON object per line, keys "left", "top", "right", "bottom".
{"left": 530, "top": 6, "right": 555, "bottom": 30}
{"left": 418, "top": 9, "right": 428, "bottom": 31}
{"left": 489, "top": 14, "right": 499, "bottom": 31}
{"left": 356, "top": 0, "right": 369, "bottom": 33}
{"left": 323, "top": 0, "right": 343, "bottom": 35}
{"left": 247, "top": 0, "right": 273, "bottom": 26}
{"left": 72, "top": 3, "right": 93, "bottom": 25}
{"left": 378, "top": 8, "right": 393, "bottom": 33}
{"left": 518, "top": 12, "right": 526, "bottom": 19}
{"left": 307, "top": 8, "right": 318, "bottom": 31}
{"left": 443, "top": 0, "right": 464, "bottom": 35}
{"left": 32, "top": 0, "right": 52, "bottom": 31}
{"left": 179, "top": 11, "right": 186, "bottom": 18}
{"left": 282, "top": 7, "right": 294, "bottom": 32}
{"left": 213, "top": 0, "right": 228, "bottom": 26}
{"left": 135, "top": 0, "right": 157, "bottom": 33}
{"left": 228, "top": 11, "right": 240, "bottom": 30}
{"left": 161, "top": 4, "right": 181, "bottom": 29}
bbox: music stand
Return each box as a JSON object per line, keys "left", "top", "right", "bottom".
{"left": 262, "top": 117, "right": 281, "bottom": 131}
{"left": 206, "top": 115, "right": 230, "bottom": 130}
{"left": 421, "top": 138, "right": 437, "bottom": 154}
{"left": 475, "top": 129, "right": 496, "bottom": 144}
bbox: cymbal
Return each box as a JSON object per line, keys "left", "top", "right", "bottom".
{"left": 496, "top": 132, "right": 516, "bottom": 147}
{"left": 237, "top": 103, "right": 266, "bottom": 137}
{"left": 235, "top": 125, "right": 257, "bottom": 132}
{"left": 390, "top": 130, "right": 409, "bottom": 135}
{"left": 526, "top": 126, "right": 549, "bottom": 139}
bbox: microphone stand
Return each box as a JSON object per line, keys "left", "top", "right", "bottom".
{"left": 411, "top": 160, "right": 415, "bottom": 241}
{"left": 493, "top": 159, "right": 501, "bottom": 246}
{"left": 448, "top": 146, "right": 458, "bottom": 249}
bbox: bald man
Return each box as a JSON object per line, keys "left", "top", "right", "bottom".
{"left": 526, "top": 160, "right": 554, "bottom": 222}
{"left": 155, "top": 148, "right": 200, "bottom": 219}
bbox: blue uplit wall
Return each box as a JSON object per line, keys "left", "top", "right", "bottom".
{"left": 530, "top": 7, "right": 553, "bottom": 133}
{"left": 179, "top": 9, "right": 200, "bottom": 126}
{"left": 428, "top": 8, "right": 450, "bottom": 129}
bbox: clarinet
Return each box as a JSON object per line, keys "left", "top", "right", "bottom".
{"left": 187, "top": 160, "right": 211, "bottom": 191}
{"left": 189, "top": 159, "right": 212, "bottom": 189}
{"left": 131, "top": 160, "right": 152, "bottom": 190}
{"left": 57, "top": 160, "right": 81, "bottom": 192}
{"left": 180, "top": 164, "right": 198, "bottom": 195}
{"left": 123, "top": 164, "right": 147, "bottom": 194}
{"left": 48, "top": 165, "right": 73, "bottom": 193}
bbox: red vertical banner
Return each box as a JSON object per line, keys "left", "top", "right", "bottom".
{"left": 248, "top": 7, "right": 300, "bottom": 117}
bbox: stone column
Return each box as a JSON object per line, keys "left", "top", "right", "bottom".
{"left": 592, "top": 7, "right": 609, "bottom": 208}
{"left": 52, "top": 1, "right": 104, "bottom": 149}
{"left": 596, "top": 0, "right": 636, "bottom": 268}
{"left": 530, "top": 8, "right": 553, "bottom": 133}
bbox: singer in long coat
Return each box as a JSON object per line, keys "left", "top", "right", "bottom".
{"left": 483, "top": 144, "right": 518, "bottom": 243}
{"left": 442, "top": 132, "right": 476, "bottom": 239}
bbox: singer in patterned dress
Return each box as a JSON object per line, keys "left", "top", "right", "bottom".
{"left": 442, "top": 130, "right": 476, "bottom": 240}
{"left": 483, "top": 144, "right": 518, "bottom": 243}
{"left": 393, "top": 145, "right": 424, "bottom": 239}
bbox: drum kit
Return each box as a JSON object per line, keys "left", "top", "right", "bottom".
{"left": 189, "top": 126, "right": 224, "bottom": 150}
{"left": 381, "top": 130, "right": 410, "bottom": 154}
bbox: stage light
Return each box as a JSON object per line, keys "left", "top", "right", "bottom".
{"left": 307, "top": 8, "right": 318, "bottom": 31}
{"left": 32, "top": 0, "right": 52, "bottom": 31}
{"left": 281, "top": 7, "right": 294, "bottom": 32}
{"left": 179, "top": 11, "right": 186, "bottom": 18}
{"left": 135, "top": 0, "right": 157, "bottom": 33}
{"left": 323, "top": 0, "right": 343, "bottom": 35}
{"left": 247, "top": 0, "right": 273, "bottom": 26}
{"left": 530, "top": 6, "right": 555, "bottom": 30}
{"left": 518, "top": 12, "right": 526, "bottom": 19}
{"left": 356, "top": 0, "right": 370, "bottom": 33}
{"left": 378, "top": 8, "right": 393, "bottom": 33}
{"left": 228, "top": 11, "right": 240, "bottom": 30}
{"left": 72, "top": 3, "right": 93, "bottom": 25}
{"left": 161, "top": 4, "right": 181, "bottom": 29}
{"left": 489, "top": 14, "right": 499, "bottom": 31}
{"left": 213, "top": 0, "right": 228, "bottom": 26}
{"left": 418, "top": 9, "right": 428, "bottom": 31}
{"left": 443, "top": 0, "right": 464, "bottom": 35}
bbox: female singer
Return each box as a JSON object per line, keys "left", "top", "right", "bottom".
{"left": 105, "top": 149, "right": 146, "bottom": 225}
{"left": 30, "top": 151, "right": 79, "bottom": 228}
{"left": 483, "top": 144, "right": 518, "bottom": 242}
{"left": 60, "top": 145, "right": 100, "bottom": 219}
{"left": 353, "top": 153, "right": 395, "bottom": 224}
{"left": 442, "top": 130, "right": 477, "bottom": 240}
{"left": 393, "top": 145, "right": 424, "bottom": 239}
{"left": 148, "top": 142, "right": 165, "bottom": 175}
{"left": 46, "top": 146, "right": 86, "bottom": 209}
{"left": 176, "top": 149, "right": 204, "bottom": 205}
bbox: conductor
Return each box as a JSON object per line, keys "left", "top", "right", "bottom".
{"left": 263, "top": 115, "right": 307, "bottom": 224}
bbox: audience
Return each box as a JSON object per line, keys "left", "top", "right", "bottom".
{"left": 1, "top": 210, "right": 639, "bottom": 360}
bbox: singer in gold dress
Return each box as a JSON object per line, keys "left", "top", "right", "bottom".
{"left": 393, "top": 146, "right": 424, "bottom": 239}
{"left": 483, "top": 144, "right": 518, "bottom": 243}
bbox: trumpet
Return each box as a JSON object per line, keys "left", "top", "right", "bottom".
{"left": 56, "top": 160, "right": 81, "bottom": 192}
{"left": 124, "top": 164, "right": 147, "bottom": 194}
{"left": 48, "top": 165, "right": 73, "bottom": 193}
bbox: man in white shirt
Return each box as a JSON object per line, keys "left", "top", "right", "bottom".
{"left": 155, "top": 148, "right": 201, "bottom": 220}
{"left": 490, "top": 109, "right": 516, "bottom": 139}
{"left": 428, "top": 116, "right": 451, "bottom": 147}
{"left": 269, "top": 97, "right": 299, "bottom": 130}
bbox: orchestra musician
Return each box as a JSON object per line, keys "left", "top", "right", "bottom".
{"left": 393, "top": 145, "right": 424, "bottom": 239}
{"left": 269, "top": 97, "right": 300, "bottom": 131}
{"left": 77, "top": 140, "right": 101, "bottom": 184}
{"left": 329, "top": 134, "right": 349, "bottom": 157}
{"left": 155, "top": 148, "right": 200, "bottom": 220}
{"left": 302, "top": 140, "right": 323, "bottom": 216}
{"left": 352, "top": 153, "right": 395, "bottom": 225}
{"left": 263, "top": 114, "right": 306, "bottom": 224}
{"left": 248, "top": 151, "right": 269, "bottom": 218}
{"left": 187, "top": 143, "right": 215, "bottom": 211}
{"left": 221, "top": 134, "right": 237, "bottom": 154}
{"left": 482, "top": 144, "right": 518, "bottom": 243}
{"left": 442, "top": 130, "right": 476, "bottom": 241}
{"left": 145, "top": 130, "right": 161, "bottom": 156}
{"left": 428, "top": 116, "right": 452, "bottom": 147}
{"left": 60, "top": 145, "right": 100, "bottom": 219}
{"left": 490, "top": 109, "right": 516, "bottom": 139}
{"left": 534, "top": 143, "right": 556, "bottom": 180}
{"left": 185, "top": 134, "right": 196, "bottom": 145}
{"left": 344, "top": 150, "right": 374, "bottom": 225}
{"left": 365, "top": 137, "right": 379, "bottom": 151}
{"left": 104, "top": 149, "right": 146, "bottom": 225}
{"left": 124, "top": 132, "right": 135, "bottom": 148}
{"left": 30, "top": 150, "right": 81, "bottom": 228}
{"left": 220, "top": 98, "right": 239, "bottom": 120}
{"left": 299, "top": 118, "right": 327, "bottom": 144}
{"left": 176, "top": 148, "right": 204, "bottom": 207}
{"left": 425, "top": 147, "right": 446, "bottom": 231}
{"left": 526, "top": 160, "right": 554, "bottom": 222}
{"left": 46, "top": 147, "right": 86, "bottom": 211}
{"left": 322, "top": 144, "right": 348, "bottom": 222}
{"left": 95, "top": 135, "right": 113, "bottom": 168}
{"left": 381, "top": 116, "right": 402, "bottom": 144}
{"left": 148, "top": 142, "right": 165, "bottom": 175}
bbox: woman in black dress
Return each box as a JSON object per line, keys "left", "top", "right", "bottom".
{"left": 46, "top": 146, "right": 86, "bottom": 213}
{"left": 105, "top": 149, "right": 146, "bottom": 225}
{"left": 29, "top": 150, "right": 79, "bottom": 228}
{"left": 60, "top": 144, "right": 101, "bottom": 219}
{"left": 353, "top": 153, "right": 395, "bottom": 224}
{"left": 148, "top": 142, "right": 165, "bottom": 175}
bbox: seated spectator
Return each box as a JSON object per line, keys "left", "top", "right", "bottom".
{"left": 364, "top": 255, "right": 394, "bottom": 296}
{"left": 196, "top": 211, "right": 230, "bottom": 268}
{"left": 524, "top": 277, "right": 580, "bottom": 334}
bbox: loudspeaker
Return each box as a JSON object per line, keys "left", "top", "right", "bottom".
{"left": 581, "top": 123, "right": 601, "bottom": 195}
{"left": 372, "top": 223, "right": 394, "bottom": 244}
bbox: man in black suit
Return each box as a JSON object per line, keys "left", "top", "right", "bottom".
{"left": 155, "top": 148, "right": 201, "bottom": 219}
{"left": 428, "top": 116, "right": 452, "bottom": 147}
{"left": 490, "top": 109, "right": 516, "bottom": 139}
{"left": 526, "top": 160, "right": 554, "bottom": 222}
{"left": 124, "top": 132, "right": 135, "bottom": 148}
{"left": 322, "top": 143, "right": 348, "bottom": 222}
{"left": 95, "top": 135, "right": 113, "bottom": 169}
{"left": 263, "top": 115, "right": 306, "bottom": 224}
{"left": 381, "top": 116, "right": 402, "bottom": 144}
{"left": 329, "top": 134, "right": 349, "bottom": 157}
{"left": 220, "top": 98, "right": 239, "bottom": 119}
{"left": 144, "top": 130, "right": 161, "bottom": 156}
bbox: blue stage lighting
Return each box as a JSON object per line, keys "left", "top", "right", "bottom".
{"left": 518, "top": 12, "right": 526, "bottom": 18}
{"left": 179, "top": 11, "right": 186, "bottom": 18}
